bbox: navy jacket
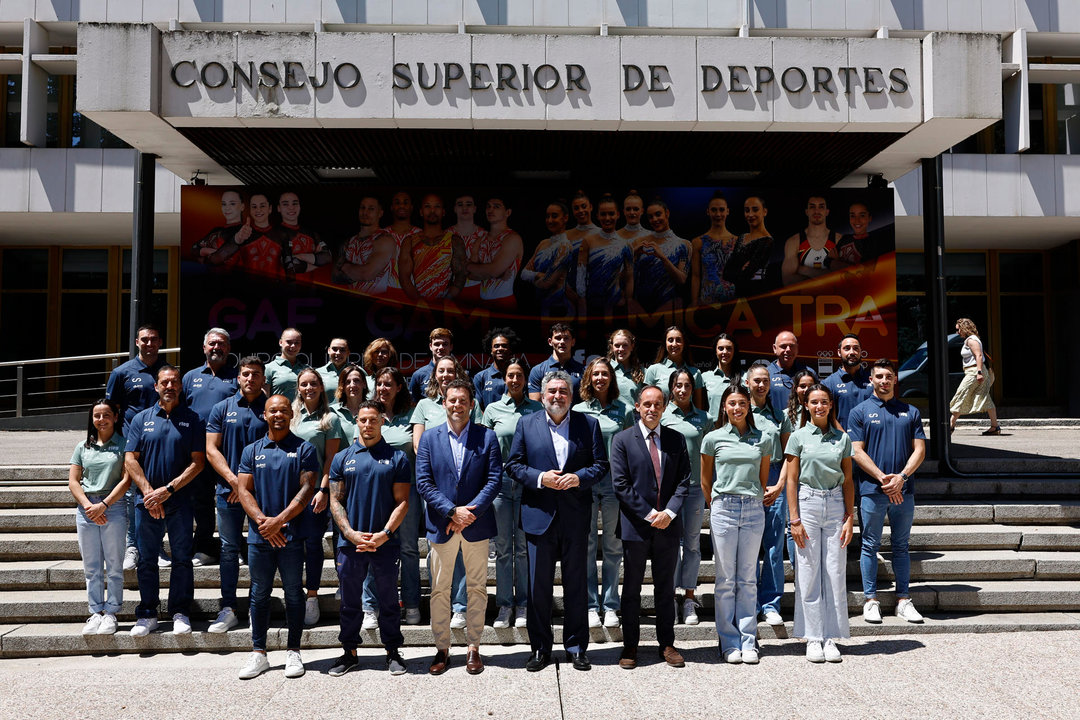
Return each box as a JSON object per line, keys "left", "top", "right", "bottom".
{"left": 415, "top": 421, "right": 502, "bottom": 544}
{"left": 609, "top": 423, "right": 691, "bottom": 543}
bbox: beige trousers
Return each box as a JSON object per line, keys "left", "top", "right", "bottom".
{"left": 429, "top": 533, "right": 489, "bottom": 649}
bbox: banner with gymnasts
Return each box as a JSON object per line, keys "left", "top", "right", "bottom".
{"left": 180, "top": 185, "right": 895, "bottom": 374}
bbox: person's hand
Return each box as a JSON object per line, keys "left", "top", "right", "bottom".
{"left": 790, "top": 522, "right": 808, "bottom": 549}
{"left": 763, "top": 483, "right": 783, "bottom": 506}
{"left": 147, "top": 503, "right": 165, "bottom": 520}
{"left": 257, "top": 514, "right": 285, "bottom": 540}
{"left": 556, "top": 473, "right": 580, "bottom": 489}
{"left": 879, "top": 473, "right": 904, "bottom": 496}
{"left": 265, "top": 530, "right": 287, "bottom": 548}
{"left": 311, "top": 490, "right": 328, "bottom": 513}
{"left": 451, "top": 505, "right": 478, "bottom": 527}
{"left": 650, "top": 512, "right": 672, "bottom": 530}
{"left": 226, "top": 488, "right": 241, "bottom": 504}
{"left": 235, "top": 220, "right": 252, "bottom": 244}
{"left": 840, "top": 515, "right": 855, "bottom": 548}
{"left": 975, "top": 371, "right": 985, "bottom": 384}
{"left": 540, "top": 471, "right": 563, "bottom": 488}
{"left": 354, "top": 532, "right": 378, "bottom": 552}
{"left": 85, "top": 502, "right": 106, "bottom": 522}
{"left": 143, "top": 487, "right": 170, "bottom": 510}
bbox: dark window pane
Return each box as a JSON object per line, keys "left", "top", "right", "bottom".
{"left": 119, "top": 292, "right": 168, "bottom": 344}
{"left": 998, "top": 252, "right": 1044, "bottom": 293}
{"left": 62, "top": 249, "right": 109, "bottom": 290}
{"left": 2, "top": 249, "right": 49, "bottom": 289}
{"left": 72, "top": 113, "right": 130, "bottom": 149}
{"left": 122, "top": 250, "right": 169, "bottom": 290}
{"left": 4, "top": 75, "right": 21, "bottom": 147}
{"left": 999, "top": 295, "right": 1047, "bottom": 401}
{"left": 0, "top": 293, "right": 48, "bottom": 362}
{"left": 943, "top": 253, "right": 986, "bottom": 293}
{"left": 896, "top": 252, "right": 925, "bottom": 292}
{"left": 59, "top": 294, "right": 108, "bottom": 356}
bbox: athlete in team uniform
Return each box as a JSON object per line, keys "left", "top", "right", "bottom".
{"left": 193, "top": 191, "right": 246, "bottom": 267}
{"left": 398, "top": 194, "right": 467, "bottom": 302}
{"left": 382, "top": 192, "right": 423, "bottom": 295}
{"left": 690, "top": 191, "right": 738, "bottom": 306}
{"left": 575, "top": 193, "right": 632, "bottom": 319}
{"left": 564, "top": 190, "right": 599, "bottom": 308}
{"left": 335, "top": 196, "right": 396, "bottom": 296}
{"left": 781, "top": 195, "right": 850, "bottom": 286}
{"left": 837, "top": 201, "right": 888, "bottom": 266}
{"left": 617, "top": 190, "right": 650, "bottom": 243}
{"left": 724, "top": 195, "right": 775, "bottom": 298}
{"left": 467, "top": 196, "right": 523, "bottom": 312}
{"left": 520, "top": 200, "right": 574, "bottom": 318}
{"left": 629, "top": 198, "right": 691, "bottom": 315}
{"left": 449, "top": 194, "right": 487, "bottom": 305}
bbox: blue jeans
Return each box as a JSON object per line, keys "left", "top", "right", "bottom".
{"left": 216, "top": 495, "right": 247, "bottom": 610}
{"left": 340, "top": 546, "right": 404, "bottom": 651}
{"left": 302, "top": 505, "right": 330, "bottom": 591}
{"left": 710, "top": 494, "right": 765, "bottom": 653}
{"left": 674, "top": 482, "right": 704, "bottom": 591}
{"left": 248, "top": 539, "right": 305, "bottom": 651}
{"left": 587, "top": 476, "right": 622, "bottom": 612}
{"left": 493, "top": 476, "right": 528, "bottom": 608}
{"left": 860, "top": 491, "right": 915, "bottom": 598}
{"left": 758, "top": 463, "right": 796, "bottom": 614}
{"left": 134, "top": 500, "right": 193, "bottom": 618}
{"left": 75, "top": 496, "right": 127, "bottom": 614}
{"left": 124, "top": 488, "right": 137, "bottom": 547}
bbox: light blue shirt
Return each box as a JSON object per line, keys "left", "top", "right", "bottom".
{"left": 447, "top": 423, "right": 469, "bottom": 477}
{"left": 538, "top": 413, "right": 570, "bottom": 487}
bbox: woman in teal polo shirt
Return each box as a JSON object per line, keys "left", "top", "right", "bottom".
{"left": 643, "top": 325, "right": 706, "bottom": 409}
{"left": 785, "top": 369, "right": 816, "bottom": 429}
{"left": 573, "top": 356, "right": 634, "bottom": 629}
{"left": 660, "top": 368, "right": 712, "bottom": 625}
{"left": 701, "top": 385, "right": 770, "bottom": 664}
{"left": 331, "top": 364, "right": 369, "bottom": 443}
{"left": 783, "top": 384, "right": 856, "bottom": 663}
{"left": 606, "top": 328, "right": 645, "bottom": 408}
{"left": 702, "top": 332, "right": 742, "bottom": 425}
{"left": 482, "top": 360, "right": 542, "bottom": 629}
{"left": 69, "top": 399, "right": 131, "bottom": 635}
{"left": 292, "top": 367, "right": 348, "bottom": 626}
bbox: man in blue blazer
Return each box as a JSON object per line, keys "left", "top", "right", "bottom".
{"left": 416, "top": 379, "right": 502, "bottom": 676}
{"left": 505, "top": 370, "right": 608, "bottom": 672}
{"left": 610, "top": 384, "right": 691, "bottom": 669}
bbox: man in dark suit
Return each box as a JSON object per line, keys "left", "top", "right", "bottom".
{"left": 609, "top": 384, "right": 691, "bottom": 669}
{"left": 506, "top": 370, "right": 608, "bottom": 672}
{"left": 416, "top": 379, "right": 503, "bottom": 676}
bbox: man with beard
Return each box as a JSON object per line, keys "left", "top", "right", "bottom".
{"left": 336, "top": 196, "right": 396, "bottom": 296}
{"left": 383, "top": 191, "right": 423, "bottom": 294}
{"left": 472, "top": 328, "right": 520, "bottom": 410}
{"left": 398, "top": 193, "right": 467, "bottom": 302}
{"left": 823, "top": 333, "right": 872, "bottom": 430}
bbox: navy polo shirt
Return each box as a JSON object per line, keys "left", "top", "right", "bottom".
{"left": 238, "top": 432, "right": 320, "bottom": 545}
{"left": 408, "top": 360, "right": 437, "bottom": 403}
{"left": 206, "top": 392, "right": 268, "bottom": 495}
{"left": 328, "top": 438, "right": 412, "bottom": 551}
{"left": 182, "top": 363, "right": 239, "bottom": 421}
{"left": 473, "top": 363, "right": 507, "bottom": 410}
{"left": 822, "top": 365, "right": 872, "bottom": 430}
{"left": 106, "top": 356, "right": 165, "bottom": 432}
{"left": 846, "top": 394, "right": 926, "bottom": 497}
{"left": 125, "top": 403, "right": 206, "bottom": 505}
{"left": 528, "top": 355, "right": 585, "bottom": 401}
{"left": 766, "top": 359, "right": 814, "bottom": 414}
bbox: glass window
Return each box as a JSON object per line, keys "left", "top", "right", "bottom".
{"left": 999, "top": 295, "right": 1047, "bottom": 401}
{"left": 122, "top": 249, "right": 169, "bottom": 290}
{"left": 60, "top": 293, "right": 107, "bottom": 357}
{"left": 0, "top": 293, "right": 47, "bottom": 362}
{"left": 119, "top": 292, "right": 169, "bottom": 343}
{"left": 1055, "top": 83, "right": 1080, "bottom": 155}
{"left": 943, "top": 253, "right": 986, "bottom": 293}
{"left": 998, "top": 252, "right": 1044, "bottom": 293}
{"left": 72, "top": 113, "right": 129, "bottom": 149}
{"left": 1030, "top": 83, "right": 1045, "bottom": 154}
{"left": 61, "top": 249, "right": 109, "bottom": 290}
{"left": 2, "top": 249, "right": 49, "bottom": 289}
{"left": 896, "top": 252, "right": 924, "bottom": 292}
{"left": 4, "top": 75, "right": 20, "bottom": 147}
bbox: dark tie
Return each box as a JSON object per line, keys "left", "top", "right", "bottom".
{"left": 648, "top": 430, "right": 662, "bottom": 504}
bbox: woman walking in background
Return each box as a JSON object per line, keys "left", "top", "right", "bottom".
{"left": 949, "top": 318, "right": 1001, "bottom": 436}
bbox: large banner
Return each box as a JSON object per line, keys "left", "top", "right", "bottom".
{"left": 180, "top": 185, "right": 895, "bottom": 375}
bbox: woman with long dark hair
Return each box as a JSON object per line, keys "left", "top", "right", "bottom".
{"left": 703, "top": 333, "right": 742, "bottom": 425}
{"left": 643, "top": 325, "right": 706, "bottom": 409}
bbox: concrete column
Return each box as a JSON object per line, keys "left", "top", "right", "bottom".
{"left": 128, "top": 152, "right": 157, "bottom": 355}
{"left": 921, "top": 155, "right": 949, "bottom": 465}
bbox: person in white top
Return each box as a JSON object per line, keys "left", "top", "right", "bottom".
{"left": 948, "top": 317, "right": 1001, "bottom": 435}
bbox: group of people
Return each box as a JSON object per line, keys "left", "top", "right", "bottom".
{"left": 190, "top": 188, "right": 887, "bottom": 315}
{"left": 72, "top": 320, "right": 927, "bottom": 679}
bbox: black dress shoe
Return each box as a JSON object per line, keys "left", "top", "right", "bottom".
{"left": 566, "top": 651, "right": 591, "bottom": 671}
{"left": 525, "top": 650, "right": 551, "bottom": 672}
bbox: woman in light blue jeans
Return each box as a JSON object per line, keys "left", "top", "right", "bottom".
{"left": 783, "top": 385, "right": 856, "bottom": 663}
{"left": 69, "top": 399, "right": 131, "bottom": 636}
{"left": 700, "top": 385, "right": 771, "bottom": 664}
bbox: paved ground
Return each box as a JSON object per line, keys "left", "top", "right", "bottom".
{"left": 0, "top": 632, "right": 1075, "bottom": 719}
{"left": 3, "top": 426, "right": 1079, "bottom": 468}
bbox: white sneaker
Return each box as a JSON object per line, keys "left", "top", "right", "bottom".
{"left": 192, "top": 552, "right": 214, "bottom": 567}
{"left": 97, "top": 613, "right": 118, "bottom": 635}
{"left": 823, "top": 639, "right": 842, "bottom": 662}
{"left": 682, "top": 599, "right": 700, "bottom": 625}
{"left": 404, "top": 607, "right": 422, "bottom": 625}
{"left": 587, "top": 609, "right": 602, "bottom": 628}
{"left": 284, "top": 649, "right": 305, "bottom": 678}
{"left": 763, "top": 610, "right": 784, "bottom": 626}
{"left": 304, "top": 596, "right": 320, "bottom": 626}
{"left": 514, "top": 606, "right": 528, "bottom": 628}
{"left": 172, "top": 613, "right": 192, "bottom": 635}
{"left": 362, "top": 610, "right": 379, "bottom": 630}
{"left": 158, "top": 554, "right": 172, "bottom": 568}
{"left": 742, "top": 648, "right": 760, "bottom": 664}
{"left": 602, "top": 610, "right": 620, "bottom": 628}
{"left": 238, "top": 555, "right": 246, "bottom": 567}
{"left": 129, "top": 617, "right": 158, "bottom": 637}
{"left": 806, "top": 641, "right": 825, "bottom": 663}
{"left": 862, "top": 599, "right": 882, "bottom": 624}
{"left": 208, "top": 607, "right": 239, "bottom": 633}
{"left": 723, "top": 649, "right": 742, "bottom": 664}
{"left": 81, "top": 614, "right": 103, "bottom": 635}
{"left": 450, "top": 611, "right": 467, "bottom": 629}
{"left": 123, "top": 546, "right": 139, "bottom": 571}
{"left": 896, "top": 598, "right": 924, "bottom": 623}
{"left": 238, "top": 651, "right": 270, "bottom": 680}
{"left": 493, "top": 606, "right": 513, "bottom": 629}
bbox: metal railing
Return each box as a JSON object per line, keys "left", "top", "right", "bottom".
{"left": 0, "top": 348, "right": 180, "bottom": 418}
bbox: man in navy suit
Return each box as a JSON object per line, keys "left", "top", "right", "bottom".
{"left": 416, "top": 379, "right": 502, "bottom": 676}
{"left": 610, "top": 384, "right": 691, "bottom": 669}
{"left": 505, "top": 370, "right": 608, "bottom": 672}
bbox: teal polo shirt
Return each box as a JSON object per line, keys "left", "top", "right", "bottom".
{"left": 661, "top": 403, "right": 712, "bottom": 486}
{"left": 643, "top": 358, "right": 704, "bottom": 401}
{"left": 784, "top": 423, "right": 853, "bottom": 490}
{"left": 700, "top": 423, "right": 768, "bottom": 498}
{"left": 70, "top": 435, "right": 126, "bottom": 495}
{"left": 264, "top": 356, "right": 309, "bottom": 401}
{"left": 482, "top": 394, "right": 543, "bottom": 463}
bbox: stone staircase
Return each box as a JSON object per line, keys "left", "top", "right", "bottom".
{"left": 1, "top": 469, "right": 1080, "bottom": 657}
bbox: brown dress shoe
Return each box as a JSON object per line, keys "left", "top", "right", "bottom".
{"left": 429, "top": 649, "right": 450, "bottom": 675}
{"left": 466, "top": 647, "right": 484, "bottom": 675}
{"left": 619, "top": 648, "right": 637, "bottom": 670}
{"left": 661, "top": 646, "right": 685, "bottom": 667}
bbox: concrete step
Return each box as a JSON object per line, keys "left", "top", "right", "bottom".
{"left": 0, "top": 507, "right": 76, "bottom": 532}
{"left": 5, "top": 611, "right": 1080, "bottom": 658}
{"left": 0, "top": 486, "right": 72, "bottom": 509}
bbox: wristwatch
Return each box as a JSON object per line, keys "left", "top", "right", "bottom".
{"left": 899, "top": 472, "right": 910, "bottom": 483}
{"left": 165, "top": 484, "right": 176, "bottom": 494}
{"left": 382, "top": 527, "right": 394, "bottom": 540}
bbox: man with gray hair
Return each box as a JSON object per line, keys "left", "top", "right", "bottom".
{"left": 506, "top": 370, "right": 608, "bottom": 673}
{"left": 182, "top": 328, "right": 238, "bottom": 565}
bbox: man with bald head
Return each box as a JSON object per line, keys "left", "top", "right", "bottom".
{"left": 398, "top": 193, "right": 467, "bottom": 301}
{"left": 767, "top": 330, "right": 813, "bottom": 411}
